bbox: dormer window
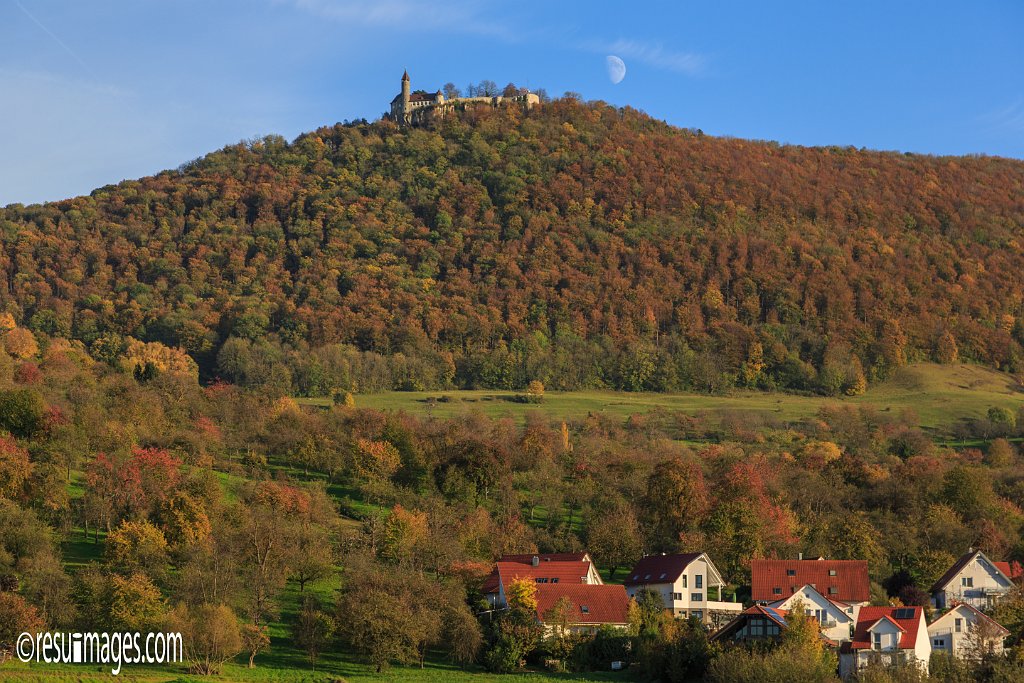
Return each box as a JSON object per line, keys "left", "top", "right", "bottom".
{"left": 581, "top": 606, "right": 590, "bottom": 614}
{"left": 786, "top": 569, "right": 796, "bottom": 576}
{"left": 773, "top": 587, "right": 782, "bottom": 595}
{"left": 828, "top": 569, "right": 837, "bottom": 576}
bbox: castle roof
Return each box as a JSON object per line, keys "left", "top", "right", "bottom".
{"left": 402, "top": 69, "right": 409, "bottom": 82}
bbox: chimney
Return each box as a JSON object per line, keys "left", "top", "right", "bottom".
{"left": 798, "top": 552, "right": 803, "bottom": 560}
{"left": 532, "top": 555, "right": 539, "bottom": 567}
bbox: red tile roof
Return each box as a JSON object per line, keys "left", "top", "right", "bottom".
{"left": 482, "top": 554, "right": 595, "bottom": 595}
{"left": 501, "top": 552, "right": 590, "bottom": 564}
{"left": 995, "top": 561, "right": 1023, "bottom": 580}
{"left": 624, "top": 553, "right": 703, "bottom": 585}
{"left": 847, "top": 606, "right": 923, "bottom": 651}
{"left": 535, "top": 584, "right": 629, "bottom": 625}
{"left": 751, "top": 559, "right": 869, "bottom": 603}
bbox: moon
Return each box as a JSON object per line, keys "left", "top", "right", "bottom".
{"left": 606, "top": 55, "right": 626, "bottom": 84}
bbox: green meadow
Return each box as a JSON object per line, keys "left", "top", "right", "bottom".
{"left": 298, "top": 363, "right": 1024, "bottom": 435}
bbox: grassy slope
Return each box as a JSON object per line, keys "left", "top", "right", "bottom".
{"left": 299, "top": 363, "right": 1023, "bottom": 435}
{"left": 20, "top": 363, "right": 1019, "bottom": 680}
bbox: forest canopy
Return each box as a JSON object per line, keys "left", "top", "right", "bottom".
{"left": 1, "top": 99, "right": 1023, "bottom": 395}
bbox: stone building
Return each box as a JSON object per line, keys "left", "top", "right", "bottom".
{"left": 389, "top": 70, "right": 539, "bottom": 125}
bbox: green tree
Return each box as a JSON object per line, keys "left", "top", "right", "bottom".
{"left": 292, "top": 596, "right": 335, "bottom": 671}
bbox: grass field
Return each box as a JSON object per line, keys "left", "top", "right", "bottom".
{"left": 296, "top": 363, "right": 1024, "bottom": 434}
{"left": 1, "top": 659, "right": 639, "bottom": 682}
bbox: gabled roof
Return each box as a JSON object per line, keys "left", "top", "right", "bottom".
{"left": 995, "top": 561, "right": 1024, "bottom": 580}
{"left": 710, "top": 605, "right": 788, "bottom": 642}
{"left": 846, "top": 606, "right": 923, "bottom": 651}
{"left": 930, "top": 602, "right": 1011, "bottom": 636}
{"left": 535, "top": 584, "right": 629, "bottom": 625}
{"left": 483, "top": 558, "right": 594, "bottom": 595}
{"left": 624, "top": 552, "right": 703, "bottom": 586}
{"left": 501, "top": 552, "right": 590, "bottom": 564}
{"left": 930, "top": 550, "right": 1017, "bottom": 593}
{"left": 751, "top": 559, "right": 870, "bottom": 603}
{"left": 769, "top": 583, "right": 856, "bottom": 619}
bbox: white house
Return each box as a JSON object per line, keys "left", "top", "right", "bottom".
{"left": 767, "top": 583, "right": 859, "bottom": 643}
{"left": 624, "top": 552, "right": 742, "bottom": 627}
{"left": 930, "top": 550, "right": 1020, "bottom": 610}
{"left": 482, "top": 552, "right": 603, "bottom": 608}
{"left": 928, "top": 603, "right": 1009, "bottom": 659}
{"left": 839, "top": 606, "right": 931, "bottom": 679}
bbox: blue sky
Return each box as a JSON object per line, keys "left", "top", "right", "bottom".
{"left": 2, "top": 0, "right": 1022, "bottom": 206}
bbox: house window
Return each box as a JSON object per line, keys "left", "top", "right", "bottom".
{"left": 536, "top": 578, "right": 548, "bottom": 583}
{"left": 682, "top": 575, "right": 687, "bottom": 588}
{"left": 581, "top": 606, "right": 590, "bottom": 614}
{"left": 773, "top": 587, "right": 782, "bottom": 595}
{"left": 955, "top": 618, "right": 963, "bottom": 633}
{"left": 933, "top": 638, "right": 946, "bottom": 648}
{"left": 750, "top": 618, "right": 764, "bottom": 636}
{"left": 551, "top": 578, "right": 559, "bottom": 583}
{"left": 962, "top": 577, "right": 974, "bottom": 587}
{"left": 695, "top": 575, "right": 703, "bottom": 589}
{"left": 659, "top": 573, "right": 667, "bottom": 580}
{"left": 691, "top": 593, "right": 703, "bottom": 602}
{"left": 828, "top": 586, "right": 839, "bottom": 595}
{"left": 672, "top": 592, "right": 682, "bottom": 601}
{"left": 644, "top": 574, "right": 651, "bottom": 580}
{"left": 829, "top": 569, "right": 837, "bottom": 576}
{"left": 787, "top": 569, "right": 796, "bottom": 576}
{"left": 873, "top": 633, "right": 882, "bottom": 649}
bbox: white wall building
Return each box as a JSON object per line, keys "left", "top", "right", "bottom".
{"left": 928, "top": 603, "right": 1009, "bottom": 659}
{"left": 624, "top": 552, "right": 742, "bottom": 627}
{"left": 931, "top": 550, "right": 1019, "bottom": 610}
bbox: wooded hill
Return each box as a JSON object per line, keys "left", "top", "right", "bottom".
{"left": 2, "top": 98, "right": 1023, "bottom": 395}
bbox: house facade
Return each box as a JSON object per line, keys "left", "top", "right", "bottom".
{"left": 766, "top": 583, "right": 859, "bottom": 643}
{"left": 930, "top": 550, "right": 1020, "bottom": 610}
{"left": 710, "top": 605, "right": 790, "bottom": 645}
{"left": 839, "top": 606, "right": 931, "bottom": 679}
{"left": 928, "top": 603, "right": 1009, "bottom": 659}
{"left": 752, "top": 558, "right": 870, "bottom": 606}
{"left": 624, "top": 552, "right": 742, "bottom": 627}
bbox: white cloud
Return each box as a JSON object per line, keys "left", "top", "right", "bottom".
{"left": 604, "top": 39, "right": 706, "bottom": 76}
{"left": 979, "top": 98, "right": 1024, "bottom": 134}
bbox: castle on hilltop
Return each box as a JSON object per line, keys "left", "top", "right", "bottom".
{"left": 389, "top": 70, "right": 540, "bottom": 126}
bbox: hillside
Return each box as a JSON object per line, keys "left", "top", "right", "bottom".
{"left": 2, "top": 99, "right": 1024, "bottom": 395}
{"left": 309, "top": 363, "right": 1024, "bottom": 433}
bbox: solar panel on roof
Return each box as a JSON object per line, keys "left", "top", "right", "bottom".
{"left": 893, "top": 608, "right": 914, "bottom": 620}
{"left": 763, "top": 608, "right": 787, "bottom": 624}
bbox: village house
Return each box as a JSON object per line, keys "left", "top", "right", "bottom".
{"left": 928, "top": 602, "right": 1010, "bottom": 659}
{"left": 930, "top": 549, "right": 1021, "bottom": 610}
{"left": 534, "top": 583, "right": 631, "bottom": 634}
{"left": 623, "top": 552, "right": 742, "bottom": 627}
{"left": 751, "top": 557, "right": 871, "bottom": 606}
{"left": 839, "top": 606, "right": 931, "bottom": 679}
{"left": 710, "top": 605, "right": 790, "bottom": 645}
{"left": 482, "top": 552, "right": 602, "bottom": 608}
{"left": 765, "top": 583, "right": 860, "bottom": 643}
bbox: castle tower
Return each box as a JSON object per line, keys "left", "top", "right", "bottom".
{"left": 401, "top": 69, "right": 410, "bottom": 115}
